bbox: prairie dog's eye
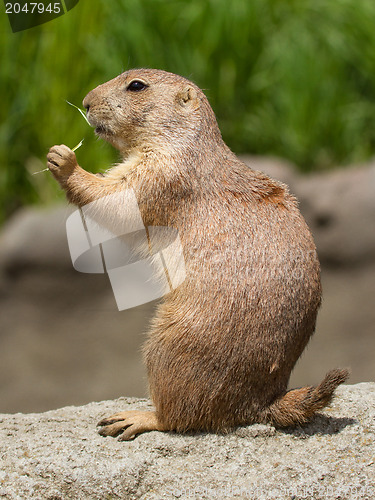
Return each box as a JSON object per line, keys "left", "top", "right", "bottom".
{"left": 127, "top": 80, "right": 148, "bottom": 91}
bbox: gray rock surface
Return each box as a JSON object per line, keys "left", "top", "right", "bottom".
{"left": 0, "top": 384, "right": 374, "bottom": 500}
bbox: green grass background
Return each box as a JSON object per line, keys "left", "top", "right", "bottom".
{"left": 1, "top": 0, "right": 375, "bottom": 223}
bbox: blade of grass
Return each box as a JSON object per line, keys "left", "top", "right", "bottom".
{"left": 66, "top": 100, "right": 91, "bottom": 126}
{"left": 72, "top": 138, "right": 85, "bottom": 152}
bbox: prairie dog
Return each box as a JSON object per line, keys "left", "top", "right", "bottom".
{"left": 47, "top": 69, "right": 349, "bottom": 440}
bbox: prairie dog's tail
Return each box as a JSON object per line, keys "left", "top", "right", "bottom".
{"left": 262, "top": 369, "right": 350, "bottom": 428}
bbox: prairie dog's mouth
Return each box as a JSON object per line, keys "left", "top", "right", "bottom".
{"left": 92, "top": 122, "right": 114, "bottom": 138}
{"left": 85, "top": 113, "right": 113, "bottom": 136}
{"left": 95, "top": 124, "right": 112, "bottom": 136}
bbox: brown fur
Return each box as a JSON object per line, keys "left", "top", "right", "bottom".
{"left": 47, "top": 69, "right": 349, "bottom": 439}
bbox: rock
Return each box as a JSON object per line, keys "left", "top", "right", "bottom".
{"left": 295, "top": 163, "right": 375, "bottom": 266}
{"left": 0, "top": 384, "right": 374, "bottom": 499}
{"left": 0, "top": 204, "right": 73, "bottom": 274}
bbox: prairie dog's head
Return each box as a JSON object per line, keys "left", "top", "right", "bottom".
{"left": 83, "top": 69, "right": 220, "bottom": 155}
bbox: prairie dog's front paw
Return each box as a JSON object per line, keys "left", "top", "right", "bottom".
{"left": 47, "top": 144, "right": 78, "bottom": 184}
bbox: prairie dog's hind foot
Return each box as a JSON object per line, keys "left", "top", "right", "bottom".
{"left": 97, "top": 410, "right": 164, "bottom": 441}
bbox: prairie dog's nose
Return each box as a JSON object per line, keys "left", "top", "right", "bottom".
{"left": 83, "top": 90, "right": 94, "bottom": 111}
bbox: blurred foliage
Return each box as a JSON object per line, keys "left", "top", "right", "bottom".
{"left": 1, "top": 0, "right": 375, "bottom": 223}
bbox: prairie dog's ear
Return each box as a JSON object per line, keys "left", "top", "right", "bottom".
{"left": 177, "top": 86, "right": 198, "bottom": 106}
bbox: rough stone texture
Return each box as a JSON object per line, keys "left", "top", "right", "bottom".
{"left": 0, "top": 158, "right": 375, "bottom": 415}
{"left": 0, "top": 384, "right": 374, "bottom": 500}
